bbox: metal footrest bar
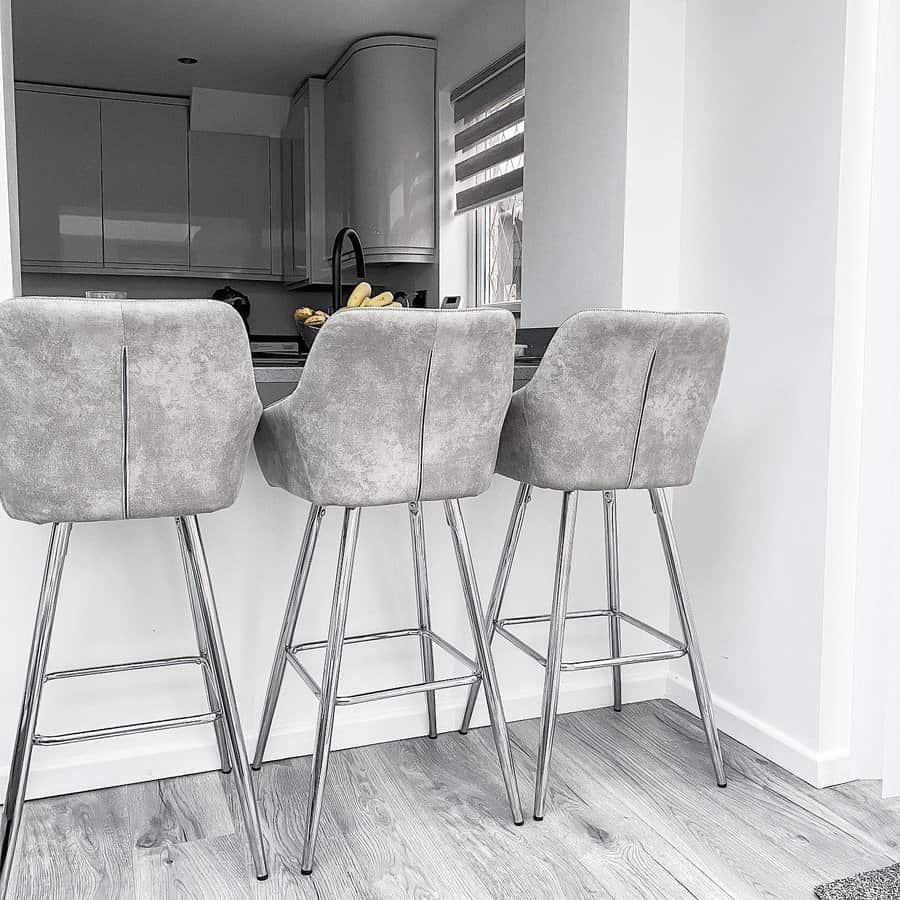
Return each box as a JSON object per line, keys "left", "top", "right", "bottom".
{"left": 286, "top": 650, "right": 322, "bottom": 699}
{"left": 44, "top": 655, "right": 208, "bottom": 682}
{"left": 421, "top": 630, "right": 478, "bottom": 671}
{"left": 559, "top": 647, "right": 686, "bottom": 671}
{"left": 495, "top": 607, "right": 688, "bottom": 672}
{"left": 33, "top": 711, "right": 222, "bottom": 746}
{"left": 291, "top": 627, "right": 421, "bottom": 654}
{"left": 37, "top": 654, "right": 223, "bottom": 747}
{"left": 336, "top": 673, "right": 479, "bottom": 707}
{"left": 286, "top": 626, "right": 481, "bottom": 708}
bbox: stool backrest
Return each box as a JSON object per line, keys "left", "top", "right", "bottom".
{"left": 0, "top": 297, "right": 261, "bottom": 524}
{"left": 501, "top": 309, "right": 729, "bottom": 490}
{"left": 256, "top": 307, "right": 515, "bottom": 507}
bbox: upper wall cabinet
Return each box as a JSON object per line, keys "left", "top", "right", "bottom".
{"left": 101, "top": 99, "right": 189, "bottom": 268}
{"left": 16, "top": 84, "right": 283, "bottom": 280}
{"left": 16, "top": 88, "right": 103, "bottom": 266}
{"left": 325, "top": 36, "right": 436, "bottom": 266}
{"left": 190, "top": 131, "right": 280, "bottom": 274}
{"left": 283, "top": 79, "right": 328, "bottom": 286}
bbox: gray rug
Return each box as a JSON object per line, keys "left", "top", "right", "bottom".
{"left": 815, "top": 863, "right": 900, "bottom": 899}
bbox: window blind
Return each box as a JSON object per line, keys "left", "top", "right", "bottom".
{"left": 451, "top": 43, "right": 525, "bottom": 215}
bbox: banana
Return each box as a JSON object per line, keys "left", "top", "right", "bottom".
{"left": 388, "top": 301, "right": 402, "bottom": 308}
{"left": 293, "top": 307, "right": 314, "bottom": 322}
{"left": 346, "top": 282, "right": 372, "bottom": 308}
{"left": 361, "top": 291, "right": 394, "bottom": 308}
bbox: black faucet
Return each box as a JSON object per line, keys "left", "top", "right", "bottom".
{"left": 331, "top": 227, "right": 366, "bottom": 312}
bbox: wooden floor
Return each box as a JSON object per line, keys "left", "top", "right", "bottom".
{"left": 7, "top": 699, "right": 899, "bottom": 899}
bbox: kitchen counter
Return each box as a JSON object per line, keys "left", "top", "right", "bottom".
{"left": 253, "top": 360, "right": 541, "bottom": 405}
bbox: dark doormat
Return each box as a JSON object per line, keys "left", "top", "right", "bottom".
{"left": 815, "top": 863, "right": 900, "bottom": 898}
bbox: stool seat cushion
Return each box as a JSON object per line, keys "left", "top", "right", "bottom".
{"left": 496, "top": 309, "right": 729, "bottom": 491}
{"left": 0, "top": 297, "right": 261, "bottom": 524}
{"left": 255, "top": 308, "right": 515, "bottom": 508}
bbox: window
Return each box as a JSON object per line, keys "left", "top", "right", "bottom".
{"left": 451, "top": 44, "right": 525, "bottom": 310}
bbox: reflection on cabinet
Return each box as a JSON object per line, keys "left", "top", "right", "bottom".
{"left": 101, "top": 99, "right": 189, "bottom": 268}
{"left": 190, "top": 131, "right": 278, "bottom": 274}
{"left": 325, "top": 36, "right": 436, "bottom": 265}
{"left": 282, "top": 79, "right": 328, "bottom": 286}
{"left": 16, "top": 88, "right": 103, "bottom": 266}
{"left": 16, "top": 83, "right": 283, "bottom": 280}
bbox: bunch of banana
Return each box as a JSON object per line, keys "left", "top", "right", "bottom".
{"left": 294, "top": 307, "right": 329, "bottom": 328}
{"left": 345, "top": 282, "right": 400, "bottom": 309}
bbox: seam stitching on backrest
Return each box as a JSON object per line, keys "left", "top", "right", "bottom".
{"left": 626, "top": 333, "right": 662, "bottom": 488}
{"left": 119, "top": 304, "right": 129, "bottom": 519}
{"left": 416, "top": 318, "right": 438, "bottom": 500}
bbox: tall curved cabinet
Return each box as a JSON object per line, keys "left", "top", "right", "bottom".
{"left": 325, "top": 36, "right": 436, "bottom": 266}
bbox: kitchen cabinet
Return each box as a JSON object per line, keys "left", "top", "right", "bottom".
{"left": 325, "top": 36, "right": 436, "bottom": 266}
{"left": 282, "top": 79, "right": 329, "bottom": 285}
{"left": 16, "top": 88, "right": 103, "bottom": 266}
{"left": 101, "top": 98, "right": 189, "bottom": 268}
{"left": 190, "top": 131, "right": 279, "bottom": 274}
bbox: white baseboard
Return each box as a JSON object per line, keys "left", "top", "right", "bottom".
{"left": 18, "top": 671, "right": 668, "bottom": 801}
{"left": 665, "top": 674, "right": 852, "bottom": 788}
{"left": 21, "top": 672, "right": 856, "bottom": 800}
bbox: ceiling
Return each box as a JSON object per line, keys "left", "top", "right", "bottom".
{"left": 12, "top": 0, "right": 470, "bottom": 97}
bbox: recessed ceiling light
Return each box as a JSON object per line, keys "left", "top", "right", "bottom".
{"left": 177, "top": 57, "right": 198, "bottom": 65}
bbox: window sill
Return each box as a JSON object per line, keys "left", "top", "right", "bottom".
{"left": 483, "top": 300, "right": 521, "bottom": 315}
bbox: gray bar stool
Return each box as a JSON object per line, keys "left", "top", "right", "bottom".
{"left": 252, "top": 307, "right": 524, "bottom": 874}
{"left": 459, "top": 309, "right": 730, "bottom": 820}
{"left": 0, "top": 297, "right": 268, "bottom": 895}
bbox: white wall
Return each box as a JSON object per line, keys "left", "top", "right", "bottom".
{"left": 521, "top": 0, "right": 629, "bottom": 327}
{"left": 670, "top": 0, "right": 853, "bottom": 785}
{"left": 621, "top": 0, "right": 686, "bottom": 312}
{"left": 851, "top": 0, "right": 900, "bottom": 792}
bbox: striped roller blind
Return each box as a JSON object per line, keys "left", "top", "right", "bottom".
{"left": 451, "top": 43, "right": 525, "bottom": 215}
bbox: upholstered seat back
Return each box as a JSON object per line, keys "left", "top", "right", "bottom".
{"left": 254, "top": 308, "right": 515, "bottom": 508}
{"left": 0, "top": 297, "right": 261, "bottom": 524}
{"left": 496, "top": 309, "right": 729, "bottom": 491}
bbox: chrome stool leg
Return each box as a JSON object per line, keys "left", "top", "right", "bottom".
{"left": 459, "top": 482, "right": 531, "bottom": 734}
{"left": 445, "top": 499, "right": 524, "bottom": 826}
{"left": 0, "top": 523, "right": 71, "bottom": 900}
{"left": 408, "top": 502, "right": 438, "bottom": 739}
{"left": 180, "top": 516, "right": 270, "bottom": 880}
{"left": 253, "top": 504, "right": 325, "bottom": 770}
{"left": 602, "top": 491, "right": 623, "bottom": 712}
{"left": 177, "top": 521, "right": 231, "bottom": 775}
{"left": 649, "top": 489, "right": 727, "bottom": 787}
{"left": 534, "top": 490, "right": 578, "bottom": 820}
{"left": 301, "top": 507, "right": 361, "bottom": 874}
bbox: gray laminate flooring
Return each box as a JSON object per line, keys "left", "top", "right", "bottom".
{"left": 7, "top": 700, "right": 898, "bottom": 899}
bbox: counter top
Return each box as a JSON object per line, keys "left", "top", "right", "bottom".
{"left": 253, "top": 361, "right": 541, "bottom": 384}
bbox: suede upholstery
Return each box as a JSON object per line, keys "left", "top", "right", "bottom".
{"left": 0, "top": 297, "right": 261, "bottom": 524}
{"left": 255, "top": 308, "right": 515, "bottom": 507}
{"left": 496, "top": 309, "right": 729, "bottom": 491}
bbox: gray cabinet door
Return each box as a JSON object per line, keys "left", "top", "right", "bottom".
{"left": 189, "top": 131, "right": 272, "bottom": 272}
{"left": 101, "top": 99, "right": 189, "bottom": 267}
{"left": 16, "top": 89, "right": 103, "bottom": 265}
{"left": 283, "top": 79, "right": 328, "bottom": 284}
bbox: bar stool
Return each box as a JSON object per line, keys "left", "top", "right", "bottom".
{"left": 458, "top": 309, "right": 730, "bottom": 820}
{"left": 252, "top": 307, "right": 524, "bottom": 874}
{"left": 0, "top": 297, "right": 268, "bottom": 895}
